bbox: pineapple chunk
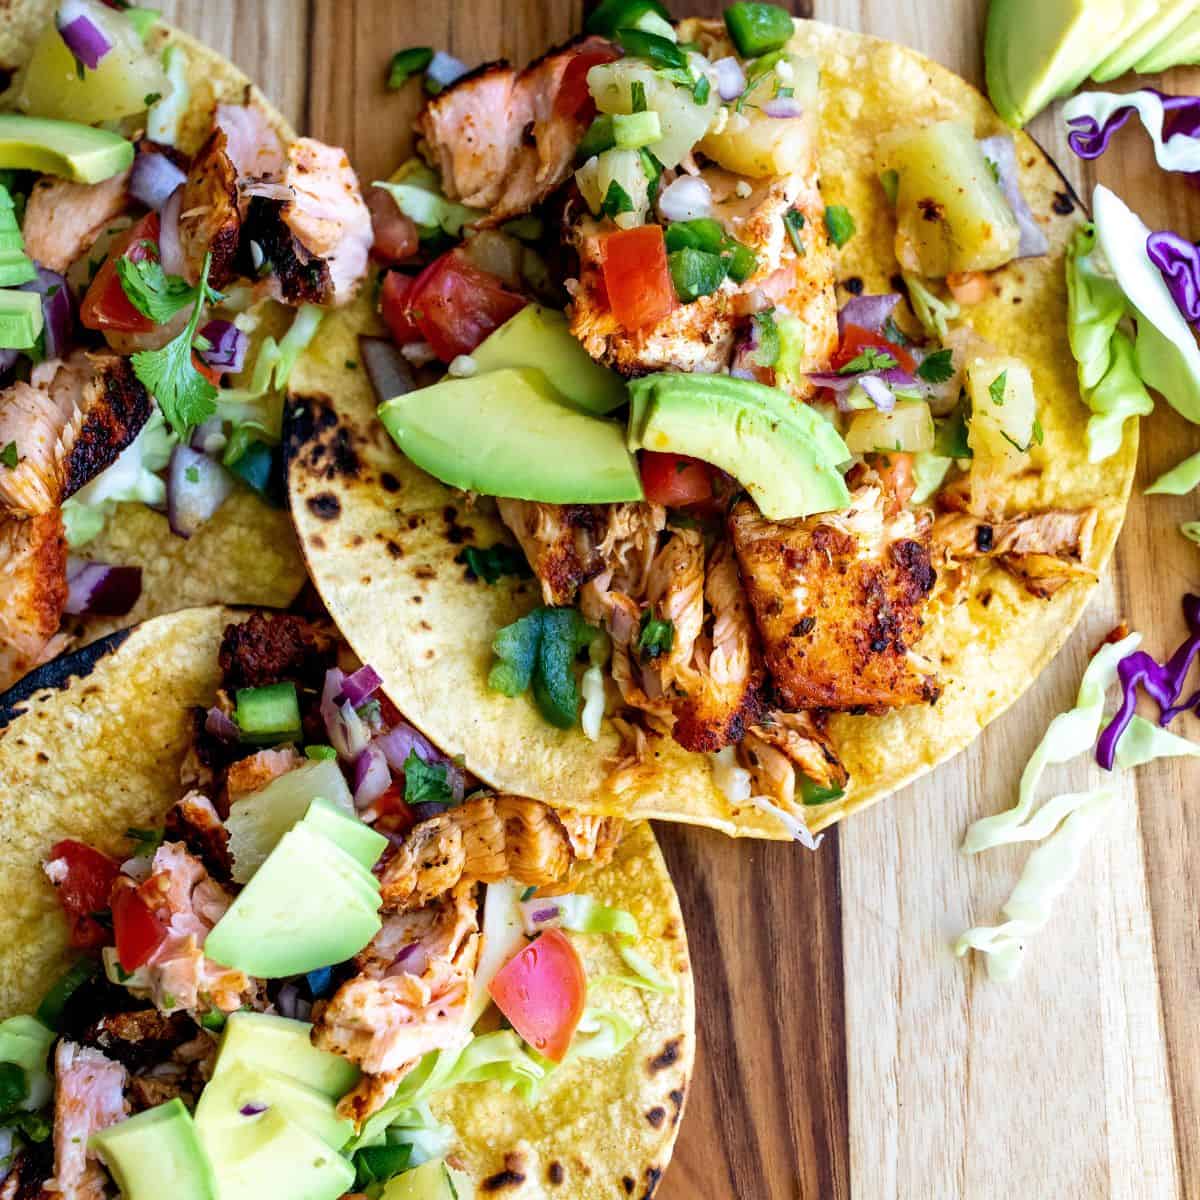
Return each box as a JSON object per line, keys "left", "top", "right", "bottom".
{"left": 574, "top": 149, "right": 650, "bottom": 228}
{"left": 844, "top": 400, "right": 935, "bottom": 455}
{"left": 965, "top": 356, "right": 1038, "bottom": 471}
{"left": 879, "top": 121, "right": 1021, "bottom": 277}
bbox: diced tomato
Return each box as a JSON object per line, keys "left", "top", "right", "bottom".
{"left": 867, "top": 451, "right": 916, "bottom": 512}
{"left": 599, "top": 225, "right": 675, "bottom": 332}
{"left": 193, "top": 353, "right": 223, "bottom": 387}
{"left": 45, "top": 840, "right": 120, "bottom": 949}
{"left": 368, "top": 187, "right": 420, "bottom": 266}
{"left": 112, "top": 882, "right": 167, "bottom": 971}
{"left": 380, "top": 270, "right": 424, "bottom": 346}
{"left": 555, "top": 40, "right": 622, "bottom": 119}
{"left": 831, "top": 322, "right": 916, "bottom": 374}
{"left": 368, "top": 782, "right": 417, "bottom": 836}
{"left": 383, "top": 250, "right": 526, "bottom": 362}
{"left": 639, "top": 451, "right": 715, "bottom": 508}
{"left": 80, "top": 212, "right": 161, "bottom": 335}
{"left": 488, "top": 928, "right": 586, "bottom": 1063}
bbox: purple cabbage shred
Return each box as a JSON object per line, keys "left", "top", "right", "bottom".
{"left": 1147, "top": 231, "right": 1200, "bottom": 325}
{"left": 1067, "top": 90, "right": 1200, "bottom": 161}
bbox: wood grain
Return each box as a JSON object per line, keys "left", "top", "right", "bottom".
{"left": 161, "top": 1, "right": 1200, "bottom": 1195}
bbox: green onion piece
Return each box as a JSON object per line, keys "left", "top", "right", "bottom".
{"left": 800, "top": 775, "right": 845, "bottom": 806}
{"left": 199, "top": 1009, "right": 227, "bottom": 1032}
{"left": 639, "top": 149, "right": 663, "bottom": 202}
{"left": 724, "top": 2, "right": 794, "bottom": 58}
{"left": 615, "top": 27, "right": 688, "bottom": 71}
{"left": 824, "top": 204, "right": 856, "bottom": 248}
{"left": 782, "top": 208, "right": 806, "bottom": 256}
{"left": 600, "top": 179, "right": 635, "bottom": 218}
{"left": 585, "top": 0, "right": 670, "bottom": 38}
{"left": 692, "top": 74, "right": 711, "bottom": 104}
{"left": 234, "top": 682, "right": 300, "bottom": 744}
{"left": 387, "top": 46, "right": 434, "bottom": 90}
{"left": 612, "top": 110, "right": 662, "bottom": 150}
{"left": 36, "top": 959, "right": 100, "bottom": 1030}
{"left": 668, "top": 247, "right": 727, "bottom": 302}
{"left": 577, "top": 114, "right": 617, "bottom": 162}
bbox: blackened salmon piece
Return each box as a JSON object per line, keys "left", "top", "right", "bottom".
{"left": 164, "top": 791, "right": 234, "bottom": 883}
{"left": 62, "top": 356, "right": 154, "bottom": 500}
{"left": 178, "top": 127, "right": 242, "bottom": 289}
{"left": 218, "top": 612, "right": 337, "bottom": 691}
{"left": 82, "top": 1009, "right": 195, "bottom": 1072}
{"left": 243, "top": 195, "right": 333, "bottom": 305}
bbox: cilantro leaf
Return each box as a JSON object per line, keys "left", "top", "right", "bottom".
{"left": 692, "top": 73, "right": 710, "bottom": 104}
{"left": 989, "top": 369, "right": 1008, "bottom": 407}
{"left": 0, "top": 441, "right": 18, "bottom": 468}
{"left": 461, "top": 542, "right": 533, "bottom": 585}
{"left": 403, "top": 750, "right": 454, "bottom": 807}
{"left": 116, "top": 254, "right": 199, "bottom": 324}
{"left": 782, "top": 208, "right": 805, "bottom": 256}
{"left": 824, "top": 205, "right": 856, "bottom": 248}
{"left": 631, "top": 80, "right": 647, "bottom": 113}
{"left": 839, "top": 347, "right": 897, "bottom": 375}
{"left": 130, "top": 252, "right": 219, "bottom": 438}
{"left": 916, "top": 348, "right": 955, "bottom": 384}
{"left": 637, "top": 611, "right": 674, "bottom": 660}
{"left": 600, "top": 179, "right": 635, "bottom": 218}
{"left": 0, "top": 1110, "right": 50, "bottom": 1142}
{"left": 125, "top": 826, "right": 164, "bottom": 856}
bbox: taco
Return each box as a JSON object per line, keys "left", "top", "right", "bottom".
{"left": 0, "top": 605, "right": 693, "bottom": 1198}
{"left": 285, "top": 8, "right": 1134, "bottom": 840}
{"left": 0, "top": 0, "right": 376, "bottom": 690}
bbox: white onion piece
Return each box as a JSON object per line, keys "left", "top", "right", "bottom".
{"left": 713, "top": 56, "right": 746, "bottom": 101}
{"left": 353, "top": 743, "right": 392, "bottom": 811}
{"left": 763, "top": 96, "right": 804, "bottom": 119}
{"left": 129, "top": 151, "right": 186, "bottom": 212}
{"left": 858, "top": 374, "right": 896, "bottom": 412}
{"left": 166, "top": 446, "right": 235, "bottom": 538}
{"left": 657, "top": 174, "right": 713, "bottom": 222}
{"left": 158, "top": 185, "right": 186, "bottom": 277}
{"left": 427, "top": 51, "right": 468, "bottom": 90}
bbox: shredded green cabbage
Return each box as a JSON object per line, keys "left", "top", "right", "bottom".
{"left": 1182, "top": 522, "right": 1200, "bottom": 544}
{"left": 553, "top": 894, "right": 640, "bottom": 940}
{"left": 910, "top": 451, "right": 954, "bottom": 504}
{"left": 903, "top": 274, "right": 960, "bottom": 342}
{"left": 61, "top": 410, "right": 177, "bottom": 546}
{"left": 1147, "top": 449, "right": 1200, "bottom": 496}
{"left": 147, "top": 44, "right": 189, "bottom": 146}
{"left": 373, "top": 178, "right": 481, "bottom": 238}
{"left": 1065, "top": 224, "right": 1154, "bottom": 463}
{"left": 563, "top": 1007, "right": 639, "bottom": 1061}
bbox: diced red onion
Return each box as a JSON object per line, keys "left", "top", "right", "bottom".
{"left": 205, "top": 706, "right": 240, "bottom": 742}
{"left": 56, "top": 1, "right": 112, "bottom": 70}
{"left": 18, "top": 268, "right": 73, "bottom": 360}
{"left": 353, "top": 743, "right": 392, "bottom": 811}
{"left": 240, "top": 180, "right": 294, "bottom": 202}
{"left": 807, "top": 366, "right": 916, "bottom": 394}
{"left": 129, "top": 149, "right": 187, "bottom": 212}
{"left": 321, "top": 669, "right": 372, "bottom": 760}
{"left": 239, "top": 1102, "right": 269, "bottom": 1117}
{"left": 197, "top": 320, "right": 247, "bottom": 374}
{"left": 388, "top": 941, "right": 430, "bottom": 977}
{"left": 360, "top": 335, "right": 416, "bottom": 406}
{"left": 374, "top": 719, "right": 443, "bottom": 773}
{"left": 426, "top": 50, "right": 468, "bottom": 90}
{"left": 166, "top": 446, "right": 235, "bottom": 539}
{"left": 657, "top": 174, "right": 713, "bottom": 222}
{"left": 763, "top": 96, "right": 804, "bottom": 119}
{"left": 838, "top": 293, "right": 900, "bottom": 337}
{"left": 978, "top": 135, "right": 1050, "bottom": 260}
{"left": 857, "top": 374, "right": 895, "bottom": 412}
{"left": 0, "top": 348, "right": 18, "bottom": 377}
{"left": 713, "top": 56, "right": 746, "bottom": 101}
{"left": 64, "top": 558, "right": 142, "bottom": 616}
{"left": 518, "top": 898, "right": 562, "bottom": 935}
{"left": 276, "top": 982, "right": 302, "bottom": 1019}
{"left": 337, "top": 664, "right": 382, "bottom": 707}
{"left": 158, "top": 186, "right": 185, "bottom": 277}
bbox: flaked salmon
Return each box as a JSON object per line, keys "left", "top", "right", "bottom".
{"left": 22, "top": 169, "right": 130, "bottom": 274}
{"left": 0, "top": 510, "right": 67, "bottom": 690}
{"left": 49, "top": 1041, "right": 128, "bottom": 1200}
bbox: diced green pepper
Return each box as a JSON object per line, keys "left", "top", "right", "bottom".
{"left": 800, "top": 776, "right": 845, "bottom": 806}
{"left": 36, "top": 959, "right": 99, "bottom": 1030}
{"left": 234, "top": 682, "right": 301, "bottom": 744}
{"left": 304, "top": 745, "right": 338, "bottom": 761}
{"left": 387, "top": 46, "right": 434, "bottom": 90}
{"left": 724, "top": 3, "right": 794, "bottom": 58}
{"left": 724, "top": 241, "right": 757, "bottom": 282}
{"left": 616, "top": 27, "right": 688, "bottom": 70}
{"left": 227, "top": 439, "right": 282, "bottom": 505}
{"left": 668, "top": 247, "right": 727, "bottom": 302}
{"left": 665, "top": 218, "right": 726, "bottom": 254}
{"left": 577, "top": 114, "right": 617, "bottom": 162}
{"left": 585, "top": 0, "right": 671, "bottom": 38}
{"left": 612, "top": 110, "right": 662, "bottom": 150}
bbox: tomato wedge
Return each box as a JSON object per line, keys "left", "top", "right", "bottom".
{"left": 368, "top": 187, "right": 420, "bottom": 266}
{"left": 80, "top": 212, "right": 161, "bottom": 335}
{"left": 555, "top": 40, "right": 622, "bottom": 119}
{"left": 113, "top": 882, "right": 167, "bottom": 971}
{"left": 831, "top": 322, "right": 916, "bottom": 373}
{"left": 488, "top": 928, "right": 586, "bottom": 1063}
{"left": 599, "top": 224, "right": 675, "bottom": 332}
{"left": 639, "top": 451, "right": 715, "bottom": 507}
{"left": 382, "top": 250, "right": 526, "bottom": 362}
{"left": 45, "top": 840, "right": 120, "bottom": 949}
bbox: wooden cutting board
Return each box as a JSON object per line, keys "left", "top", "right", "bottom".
{"left": 161, "top": 2, "right": 1200, "bottom": 1194}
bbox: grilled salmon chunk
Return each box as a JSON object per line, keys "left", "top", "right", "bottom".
{"left": 497, "top": 499, "right": 605, "bottom": 606}
{"left": 21, "top": 169, "right": 130, "bottom": 274}
{"left": 0, "top": 354, "right": 152, "bottom": 518}
{"left": 730, "top": 489, "right": 940, "bottom": 712}
{"left": 179, "top": 127, "right": 242, "bottom": 288}
{"left": 49, "top": 1041, "right": 128, "bottom": 1200}
{"left": 0, "top": 510, "right": 68, "bottom": 690}
{"left": 417, "top": 38, "right": 616, "bottom": 223}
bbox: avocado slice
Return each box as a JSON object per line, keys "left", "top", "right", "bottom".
{"left": 300, "top": 797, "right": 389, "bottom": 871}
{"left": 0, "top": 289, "right": 43, "bottom": 350}
{"left": 91, "top": 1099, "right": 217, "bottom": 1200}
{"left": 984, "top": 0, "right": 1133, "bottom": 127}
{"left": 195, "top": 1061, "right": 353, "bottom": 1151}
{"left": 199, "top": 1104, "right": 354, "bottom": 1200}
{"left": 1093, "top": 0, "right": 1199, "bottom": 80}
{"left": 214, "top": 1013, "right": 359, "bottom": 1100}
{"left": 225, "top": 759, "right": 355, "bottom": 884}
{"left": 469, "top": 305, "right": 628, "bottom": 415}
{"left": 627, "top": 373, "right": 850, "bottom": 519}
{"left": 1136, "top": 9, "right": 1200, "bottom": 71}
{"left": 204, "top": 828, "right": 381, "bottom": 978}
{"left": 382, "top": 1160, "right": 475, "bottom": 1200}
{"left": 0, "top": 114, "right": 134, "bottom": 184}
{"left": 379, "top": 366, "right": 643, "bottom": 504}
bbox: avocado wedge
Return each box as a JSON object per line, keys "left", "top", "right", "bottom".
{"left": 1092, "top": 0, "right": 1199, "bottom": 82}
{"left": 1135, "top": 9, "right": 1200, "bottom": 72}
{"left": 0, "top": 114, "right": 133, "bottom": 183}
